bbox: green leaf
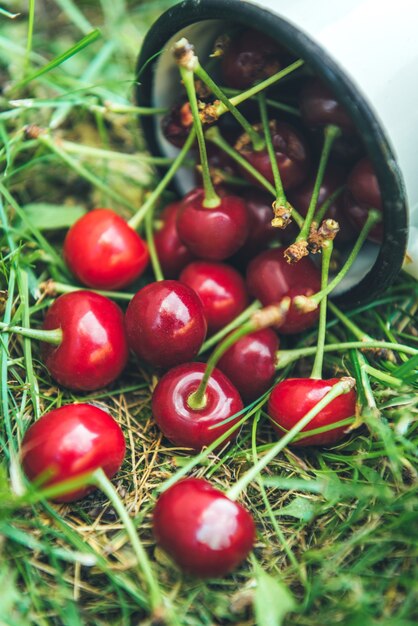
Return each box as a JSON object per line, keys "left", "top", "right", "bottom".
{"left": 254, "top": 563, "right": 295, "bottom": 626}
{"left": 20, "top": 203, "right": 86, "bottom": 231}
{"left": 276, "top": 496, "right": 317, "bottom": 522}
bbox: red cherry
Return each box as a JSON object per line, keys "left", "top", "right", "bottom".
{"left": 179, "top": 261, "right": 248, "bottom": 333}
{"left": 288, "top": 167, "right": 357, "bottom": 244}
{"left": 152, "top": 362, "right": 243, "bottom": 451}
{"left": 268, "top": 378, "right": 357, "bottom": 447}
{"left": 125, "top": 280, "right": 207, "bottom": 369}
{"left": 41, "top": 291, "right": 128, "bottom": 391}
{"left": 237, "top": 189, "right": 278, "bottom": 257}
{"left": 299, "top": 78, "right": 355, "bottom": 132}
{"left": 176, "top": 188, "right": 249, "bottom": 260}
{"left": 64, "top": 209, "right": 149, "bottom": 290}
{"left": 221, "top": 28, "right": 284, "bottom": 90}
{"left": 238, "top": 121, "right": 309, "bottom": 191}
{"left": 154, "top": 202, "right": 195, "bottom": 278}
{"left": 217, "top": 329, "right": 279, "bottom": 402}
{"left": 246, "top": 248, "right": 321, "bottom": 334}
{"left": 21, "top": 404, "right": 126, "bottom": 502}
{"left": 161, "top": 101, "right": 193, "bottom": 148}
{"left": 153, "top": 478, "right": 255, "bottom": 577}
{"left": 345, "top": 158, "right": 383, "bottom": 243}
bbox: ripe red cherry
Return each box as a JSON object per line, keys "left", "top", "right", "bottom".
{"left": 64, "top": 209, "right": 149, "bottom": 290}
{"left": 41, "top": 290, "right": 128, "bottom": 391}
{"left": 21, "top": 404, "right": 126, "bottom": 502}
{"left": 154, "top": 202, "right": 195, "bottom": 278}
{"left": 299, "top": 78, "right": 355, "bottom": 132}
{"left": 179, "top": 261, "right": 248, "bottom": 334}
{"left": 268, "top": 378, "right": 357, "bottom": 447}
{"left": 152, "top": 362, "right": 243, "bottom": 451}
{"left": 217, "top": 329, "right": 279, "bottom": 402}
{"left": 221, "top": 28, "right": 283, "bottom": 90}
{"left": 238, "top": 121, "right": 309, "bottom": 191}
{"left": 176, "top": 188, "right": 249, "bottom": 260}
{"left": 153, "top": 478, "right": 255, "bottom": 577}
{"left": 237, "top": 189, "right": 278, "bottom": 258}
{"left": 345, "top": 157, "right": 383, "bottom": 243}
{"left": 125, "top": 280, "right": 207, "bottom": 369}
{"left": 246, "top": 248, "right": 321, "bottom": 334}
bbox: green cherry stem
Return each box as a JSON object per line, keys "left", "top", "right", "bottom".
{"left": 328, "top": 301, "right": 373, "bottom": 342}
{"left": 313, "top": 185, "right": 344, "bottom": 224}
{"left": 198, "top": 300, "right": 262, "bottom": 354}
{"left": 188, "top": 300, "right": 290, "bottom": 410}
{"left": 193, "top": 60, "right": 265, "bottom": 150}
{"left": 0, "top": 321, "right": 62, "bottom": 345}
{"left": 42, "top": 280, "right": 134, "bottom": 302}
{"left": 226, "top": 378, "right": 355, "bottom": 501}
{"left": 296, "top": 124, "right": 341, "bottom": 243}
{"left": 311, "top": 239, "right": 334, "bottom": 379}
{"left": 144, "top": 204, "right": 164, "bottom": 282}
{"left": 127, "top": 127, "right": 196, "bottom": 230}
{"left": 221, "top": 86, "right": 301, "bottom": 116}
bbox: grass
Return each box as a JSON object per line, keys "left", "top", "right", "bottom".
{"left": 0, "top": 1, "right": 417, "bottom": 625}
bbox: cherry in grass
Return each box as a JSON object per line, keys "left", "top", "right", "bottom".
{"left": 21, "top": 403, "right": 125, "bottom": 502}
{"left": 179, "top": 261, "right": 248, "bottom": 333}
{"left": 154, "top": 202, "right": 195, "bottom": 278}
{"left": 125, "top": 280, "right": 207, "bottom": 369}
{"left": 0, "top": 290, "right": 128, "bottom": 391}
{"left": 246, "top": 247, "right": 321, "bottom": 334}
{"left": 64, "top": 209, "right": 149, "bottom": 291}
{"left": 153, "top": 478, "right": 255, "bottom": 577}
{"left": 345, "top": 157, "right": 383, "bottom": 243}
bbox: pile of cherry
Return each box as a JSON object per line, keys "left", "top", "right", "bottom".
{"left": 9, "top": 28, "right": 386, "bottom": 583}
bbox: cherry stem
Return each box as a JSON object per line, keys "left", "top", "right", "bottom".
{"left": 221, "top": 86, "right": 301, "bottom": 117}
{"left": 127, "top": 127, "right": 196, "bottom": 230}
{"left": 226, "top": 378, "right": 355, "bottom": 500}
{"left": 178, "top": 64, "right": 220, "bottom": 208}
{"left": 0, "top": 321, "right": 62, "bottom": 345}
{"left": 42, "top": 281, "right": 133, "bottom": 301}
{"left": 205, "top": 126, "right": 303, "bottom": 227}
{"left": 258, "top": 93, "right": 288, "bottom": 213}
{"left": 198, "top": 300, "right": 262, "bottom": 354}
{"left": 194, "top": 61, "right": 265, "bottom": 151}
{"left": 92, "top": 469, "right": 165, "bottom": 615}
{"left": 144, "top": 204, "right": 164, "bottom": 282}
{"left": 296, "top": 124, "right": 341, "bottom": 242}
{"left": 313, "top": 185, "right": 344, "bottom": 224}
{"left": 188, "top": 299, "right": 290, "bottom": 410}
{"left": 275, "top": 341, "right": 417, "bottom": 369}
{"left": 328, "top": 301, "right": 373, "bottom": 342}
{"left": 298, "top": 209, "right": 381, "bottom": 308}
{"left": 311, "top": 239, "right": 333, "bottom": 379}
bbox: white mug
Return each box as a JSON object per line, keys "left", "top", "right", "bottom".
{"left": 135, "top": 0, "right": 418, "bottom": 304}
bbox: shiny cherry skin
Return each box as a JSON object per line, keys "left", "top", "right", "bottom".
{"left": 218, "top": 329, "right": 279, "bottom": 402}
{"left": 64, "top": 209, "right": 149, "bottom": 290}
{"left": 41, "top": 291, "right": 128, "bottom": 391}
{"left": 288, "top": 167, "right": 357, "bottom": 244}
{"left": 221, "top": 28, "right": 283, "bottom": 90}
{"left": 299, "top": 78, "right": 355, "bottom": 133}
{"left": 246, "top": 248, "right": 321, "bottom": 334}
{"left": 345, "top": 157, "right": 383, "bottom": 243}
{"left": 176, "top": 188, "right": 249, "bottom": 260}
{"left": 154, "top": 202, "right": 195, "bottom": 278}
{"left": 179, "top": 261, "right": 248, "bottom": 334}
{"left": 152, "top": 362, "right": 243, "bottom": 451}
{"left": 153, "top": 478, "right": 255, "bottom": 577}
{"left": 125, "top": 280, "right": 207, "bottom": 369}
{"left": 238, "top": 121, "right": 309, "bottom": 191}
{"left": 268, "top": 378, "right": 357, "bottom": 447}
{"left": 21, "top": 403, "right": 126, "bottom": 502}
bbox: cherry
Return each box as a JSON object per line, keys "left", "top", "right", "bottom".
{"left": 153, "top": 478, "right": 255, "bottom": 577}
{"left": 176, "top": 187, "right": 249, "bottom": 260}
{"left": 246, "top": 248, "right": 321, "bottom": 334}
{"left": 64, "top": 209, "right": 149, "bottom": 290}
{"left": 268, "top": 377, "right": 357, "bottom": 447}
{"left": 161, "top": 100, "right": 193, "bottom": 148}
{"left": 21, "top": 404, "right": 126, "bottom": 502}
{"left": 41, "top": 291, "right": 128, "bottom": 391}
{"left": 221, "top": 28, "right": 284, "bottom": 90}
{"left": 217, "top": 329, "right": 279, "bottom": 402}
{"left": 152, "top": 362, "right": 243, "bottom": 451}
{"left": 154, "top": 202, "right": 195, "bottom": 278}
{"left": 299, "top": 78, "right": 355, "bottom": 133}
{"left": 236, "top": 189, "right": 278, "bottom": 258}
{"left": 179, "top": 261, "right": 248, "bottom": 333}
{"left": 288, "top": 167, "right": 357, "bottom": 243}
{"left": 125, "top": 280, "right": 207, "bottom": 369}
{"left": 345, "top": 157, "right": 383, "bottom": 243}
{"left": 237, "top": 121, "right": 309, "bottom": 191}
